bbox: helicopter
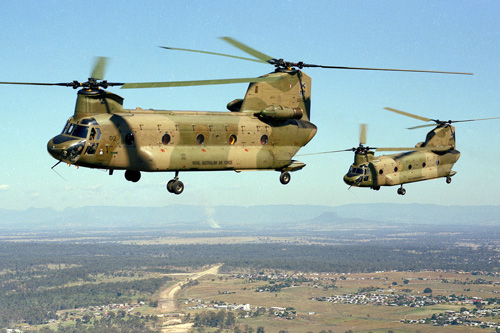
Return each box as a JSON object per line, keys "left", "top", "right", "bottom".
{"left": 0, "top": 38, "right": 473, "bottom": 195}
{"left": 324, "top": 107, "right": 500, "bottom": 195}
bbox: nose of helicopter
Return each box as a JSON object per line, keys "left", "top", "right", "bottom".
{"left": 47, "top": 135, "right": 86, "bottom": 163}
{"left": 343, "top": 174, "right": 360, "bottom": 186}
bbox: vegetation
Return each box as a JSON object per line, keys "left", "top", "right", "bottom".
{"left": 0, "top": 221, "right": 499, "bottom": 330}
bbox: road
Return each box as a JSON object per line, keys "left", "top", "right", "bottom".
{"left": 159, "top": 264, "right": 222, "bottom": 313}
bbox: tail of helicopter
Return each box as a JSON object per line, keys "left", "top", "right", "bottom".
{"left": 240, "top": 70, "right": 312, "bottom": 121}
{"left": 421, "top": 124, "right": 456, "bottom": 149}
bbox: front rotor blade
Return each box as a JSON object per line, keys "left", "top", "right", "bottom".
{"left": 297, "top": 148, "right": 354, "bottom": 156}
{"left": 376, "top": 146, "right": 451, "bottom": 152}
{"left": 359, "top": 124, "right": 367, "bottom": 145}
{"left": 121, "top": 76, "right": 280, "bottom": 89}
{"left": 0, "top": 81, "right": 75, "bottom": 87}
{"left": 384, "top": 107, "right": 432, "bottom": 122}
{"left": 160, "top": 46, "right": 267, "bottom": 64}
{"left": 91, "top": 57, "right": 108, "bottom": 80}
{"left": 220, "top": 37, "right": 274, "bottom": 62}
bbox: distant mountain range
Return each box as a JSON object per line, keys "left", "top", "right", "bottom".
{"left": 0, "top": 204, "right": 498, "bottom": 231}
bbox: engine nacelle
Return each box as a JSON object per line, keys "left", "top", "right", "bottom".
{"left": 256, "top": 105, "right": 303, "bottom": 120}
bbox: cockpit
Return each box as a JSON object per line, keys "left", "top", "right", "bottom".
{"left": 47, "top": 117, "right": 101, "bottom": 164}
{"left": 347, "top": 164, "right": 369, "bottom": 176}
{"left": 61, "top": 117, "right": 100, "bottom": 139}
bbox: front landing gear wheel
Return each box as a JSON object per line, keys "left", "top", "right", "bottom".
{"left": 280, "top": 171, "right": 291, "bottom": 185}
{"left": 397, "top": 187, "right": 406, "bottom": 195}
{"left": 166, "top": 171, "right": 183, "bottom": 194}
{"left": 446, "top": 176, "right": 452, "bottom": 184}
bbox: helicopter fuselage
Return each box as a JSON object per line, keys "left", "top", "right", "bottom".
{"left": 343, "top": 149, "right": 460, "bottom": 190}
{"left": 48, "top": 109, "right": 317, "bottom": 173}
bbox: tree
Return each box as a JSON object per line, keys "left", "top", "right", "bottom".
{"left": 423, "top": 287, "right": 432, "bottom": 293}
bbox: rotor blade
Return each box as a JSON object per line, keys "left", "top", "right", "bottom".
{"left": 384, "top": 107, "right": 432, "bottom": 122}
{"left": 359, "top": 124, "right": 367, "bottom": 145}
{"left": 91, "top": 57, "right": 108, "bottom": 80}
{"left": 160, "top": 46, "right": 267, "bottom": 64}
{"left": 451, "top": 116, "right": 500, "bottom": 123}
{"left": 376, "top": 146, "right": 451, "bottom": 152}
{"left": 219, "top": 37, "right": 274, "bottom": 62}
{"left": 407, "top": 124, "right": 438, "bottom": 130}
{"left": 121, "top": 76, "right": 280, "bottom": 89}
{"left": 303, "top": 64, "right": 473, "bottom": 75}
{"left": 0, "top": 81, "right": 75, "bottom": 87}
{"left": 297, "top": 149, "right": 354, "bottom": 156}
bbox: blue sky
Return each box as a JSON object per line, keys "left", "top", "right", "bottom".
{"left": 1, "top": 1, "right": 499, "bottom": 210}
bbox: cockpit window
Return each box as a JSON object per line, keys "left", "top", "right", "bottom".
{"left": 73, "top": 125, "right": 89, "bottom": 139}
{"left": 63, "top": 122, "right": 75, "bottom": 135}
{"left": 349, "top": 166, "right": 368, "bottom": 175}
{"left": 80, "top": 118, "right": 99, "bottom": 126}
{"left": 89, "top": 127, "right": 101, "bottom": 141}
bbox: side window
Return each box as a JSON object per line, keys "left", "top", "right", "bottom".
{"left": 260, "top": 135, "right": 268, "bottom": 145}
{"left": 125, "top": 133, "right": 134, "bottom": 145}
{"left": 162, "top": 133, "right": 171, "bottom": 145}
{"left": 89, "top": 127, "right": 101, "bottom": 141}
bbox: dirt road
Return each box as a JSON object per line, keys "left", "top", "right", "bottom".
{"left": 159, "top": 264, "right": 222, "bottom": 313}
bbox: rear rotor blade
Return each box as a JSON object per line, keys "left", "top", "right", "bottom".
{"left": 121, "top": 75, "right": 280, "bottom": 89}
{"left": 220, "top": 37, "right": 274, "bottom": 62}
{"left": 305, "top": 64, "right": 472, "bottom": 75}
{"left": 160, "top": 46, "right": 267, "bottom": 64}
{"left": 407, "top": 124, "right": 437, "bottom": 130}
{"left": 384, "top": 107, "right": 432, "bottom": 122}
{"left": 451, "top": 116, "right": 500, "bottom": 123}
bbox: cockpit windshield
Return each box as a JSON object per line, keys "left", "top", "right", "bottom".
{"left": 60, "top": 118, "right": 99, "bottom": 139}
{"left": 72, "top": 125, "right": 89, "bottom": 139}
{"left": 348, "top": 165, "right": 369, "bottom": 175}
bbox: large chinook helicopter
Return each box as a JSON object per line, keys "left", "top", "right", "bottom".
{"left": 337, "top": 108, "right": 500, "bottom": 195}
{"left": 0, "top": 38, "right": 472, "bottom": 194}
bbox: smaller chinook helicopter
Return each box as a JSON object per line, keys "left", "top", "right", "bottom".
{"left": 316, "top": 108, "right": 500, "bottom": 195}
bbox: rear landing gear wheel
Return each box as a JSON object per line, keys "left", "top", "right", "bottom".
{"left": 397, "top": 186, "right": 406, "bottom": 195}
{"left": 125, "top": 170, "right": 141, "bottom": 183}
{"left": 280, "top": 171, "right": 291, "bottom": 185}
{"left": 446, "top": 176, "right": 452, "bottom": 184}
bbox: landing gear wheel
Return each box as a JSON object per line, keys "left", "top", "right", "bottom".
{"left": 397, "top": 187, "right": 406, "bottom": 195}
{"left": 166, "top": 179, "right": 175, "bottom": 193}
{"left": 280, "top": 171, "right": 291, "bottom": 185}
{"left": 171, "top": 180, "right": 184, "bottom": 195}
{"left": 372, "top": 186, "right": 380, "bottom": 191}
{"left": 125, "top": 170, "right": 141, "bottom": 183}
{"left": 446, "top": 176, "right": 452, "bottom": 184}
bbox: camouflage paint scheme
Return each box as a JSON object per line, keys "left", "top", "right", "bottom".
{"left": 343, "top": 124, "right": 460, "bottom": 194}
{"left": 46, "top": 70, "right": 317, "bottom": 191}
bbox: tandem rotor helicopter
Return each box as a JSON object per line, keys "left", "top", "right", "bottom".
{"left": 0, "top": 37, "right": 473, "bottom": 194}
{"left": 308, "top": 107, "right": 500, "bottom": 195}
